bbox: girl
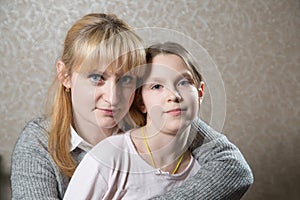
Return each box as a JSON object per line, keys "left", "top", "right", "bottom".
{"left": 63, "top": 42, "right": 247, "bottom": 199}
{"left": 11, "top": 13, "right": 253, "bottom": 200}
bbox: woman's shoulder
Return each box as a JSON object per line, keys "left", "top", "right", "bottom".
{"left": 14, "top": 117, "right": 51, "bottom": 151}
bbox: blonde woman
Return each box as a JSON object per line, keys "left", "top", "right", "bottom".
{"left": 11, "top": 14, "right": 253, "bottom": 200}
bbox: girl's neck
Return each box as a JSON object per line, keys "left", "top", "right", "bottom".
{"left": 131, "top": 125, "right": 191, "bottom": 173}
{"left": 143, "top": 125, "right": 191, "bottom": 151}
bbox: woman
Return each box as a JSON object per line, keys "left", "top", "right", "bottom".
{"left": 11, "top": 13, "right": 253, "bottom": 199}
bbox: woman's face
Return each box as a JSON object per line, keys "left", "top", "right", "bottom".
{"left": 70, "top": 68, "right": 136, "bottom": 135}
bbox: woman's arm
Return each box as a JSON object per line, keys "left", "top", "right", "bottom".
{"left": 11, "top": 119, "right": 64, "bottom": 200}
{"left": 151, "top": 118, "right": 254, "bottom": 200}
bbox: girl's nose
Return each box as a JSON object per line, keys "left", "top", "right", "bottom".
{"left": 167, "top": 88, "right": 182, "bottom": 102}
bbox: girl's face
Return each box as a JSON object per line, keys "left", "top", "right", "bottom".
{"left": 70, "top": 68, "right": 136, "bottom": 135}
{"left": 142, "top": 54, "right": 203, "bottom": 134}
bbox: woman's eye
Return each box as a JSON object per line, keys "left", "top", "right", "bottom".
{"left": 119, "top": 75, "right": 134, "bottom": 86}
{"left": 88, "top": 74, "right": 104, "bottom": 84}
{"left": 151, "top": 84, "right": 163, "bottom": 90}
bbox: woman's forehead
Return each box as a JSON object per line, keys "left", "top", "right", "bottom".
{"left": 76, "top": 57, "right": 144, "bottom": 78}
{"left": 78, "top": 56, "right": 127, "bottom": 70}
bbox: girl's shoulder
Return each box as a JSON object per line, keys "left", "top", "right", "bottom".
{"left": 91, "top": 132, "right": 129, "bottom": 153}
{"left": 88, "top": 131, "right": 133, "bottom": 164}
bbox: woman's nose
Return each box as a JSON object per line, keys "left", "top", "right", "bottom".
{"left": 101, "top": 80, "right": 120, "bottom": 105}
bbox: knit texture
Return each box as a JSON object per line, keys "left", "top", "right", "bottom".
{"left": 11, "top": 117, "right": 253, "bottom": 199}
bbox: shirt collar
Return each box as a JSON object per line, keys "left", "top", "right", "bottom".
{"left": 70, "top": 126, "right": 94, "bottom": 152}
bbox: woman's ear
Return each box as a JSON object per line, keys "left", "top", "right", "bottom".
{"left": 198, "top": 81, "right": 204, "bottom": 104}
{"left": 56, "top": 60, "right": 71, "bottom": 89}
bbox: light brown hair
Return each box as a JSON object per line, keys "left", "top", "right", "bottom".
{"left": 47, "top": 13, "right": 146, "bottom": 177}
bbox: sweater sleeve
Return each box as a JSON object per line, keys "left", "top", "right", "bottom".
{"left": 11, "top": 119, "right": 63, "bottom": 200}
{"left": 150, "top": 118, "right": 254, "bottom": 200}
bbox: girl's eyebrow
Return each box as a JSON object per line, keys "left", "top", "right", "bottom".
{"left": 144, "top": 77, "right": 166, "bottom": 84}
{"left": 180, "top": 72, "right": 194, "bottom": 79}
{"left": 146, "top": 71, "right": 194, "bottom": 83}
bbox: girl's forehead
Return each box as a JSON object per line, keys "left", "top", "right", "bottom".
{"left": 150, "top": 55, "right": 189, "bottom": 74}
{"left": 145, "top": 64, "right": 193, "bottom": 81}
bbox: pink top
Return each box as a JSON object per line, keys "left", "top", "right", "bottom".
{"left": 64, "top": 132, "right": 201, "bottom": 200}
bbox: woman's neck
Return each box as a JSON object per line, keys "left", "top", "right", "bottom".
{"left": 73, "top": 120, "right": 117, "bottom": 146}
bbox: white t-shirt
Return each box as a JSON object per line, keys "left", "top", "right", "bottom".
{"left": 64, "top": 131, "right": 201, "bottom": 200}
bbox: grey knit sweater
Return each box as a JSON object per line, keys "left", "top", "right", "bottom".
{"left": 11, "top": 117, "right": 253, "bottom": 199}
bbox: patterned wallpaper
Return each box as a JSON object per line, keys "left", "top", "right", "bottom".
{"left": 0, "top": 0, "right": 299, "bottom": 199}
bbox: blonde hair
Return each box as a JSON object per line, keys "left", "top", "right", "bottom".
{"left": 130, "top": 42, "right": 202, "bottom": 128}
{"left": 47, "top": 13, "right": 146, "bottom": 177}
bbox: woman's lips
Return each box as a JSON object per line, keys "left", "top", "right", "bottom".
{"left": 96, "top": 108, "right": 115, "bottom": 116}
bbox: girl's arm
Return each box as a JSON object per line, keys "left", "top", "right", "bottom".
{"left": 151, "top": 118, "right": 254, "bottom": 200}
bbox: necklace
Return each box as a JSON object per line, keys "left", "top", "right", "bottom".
{"left": 141, "top": 127, "right": 184, "bottom": 174}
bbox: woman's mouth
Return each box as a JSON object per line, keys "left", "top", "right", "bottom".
{"left": 96, "top": 108, "right": 115, "bottom": 116}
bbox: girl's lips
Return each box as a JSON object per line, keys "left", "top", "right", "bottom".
{"left": 166, "top": 108, "right": 183, "bottom": 115}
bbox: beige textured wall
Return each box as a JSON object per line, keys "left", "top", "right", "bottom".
{"left": 1, "top": 0, "right": 299, "bottom": 199}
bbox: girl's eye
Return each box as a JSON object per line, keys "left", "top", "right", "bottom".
{"left": 178, "top": 79, "right": 193, "bottom": 87}
{"left": 88, "top": 74, "right": 104, "bottom": 84}
{"left": 151, "top": 84, "right": 163, "bottom": 90}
